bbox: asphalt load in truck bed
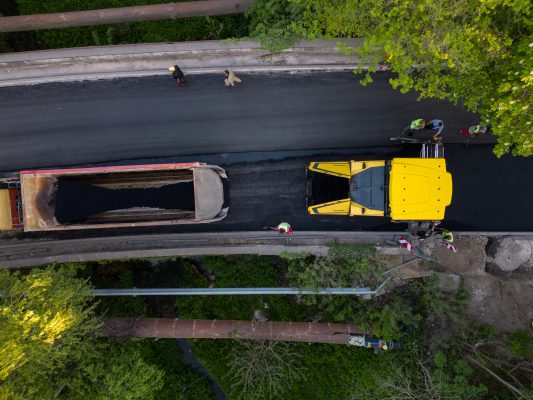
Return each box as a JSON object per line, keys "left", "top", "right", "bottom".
{"left": 55, "top": 179, "right": 195, "bottom": 224}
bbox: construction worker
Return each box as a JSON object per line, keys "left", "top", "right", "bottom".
{"left": 275, "top": 222, "right": 293, "bottom": 235}
{"left": 441, "top": 231, "right": 454, "bottom": 244}
{"left": 224, "top": 69, "right": 242, "bottom": 87}
{"left": 168, "top": 65, "right": 186, "bottom": 85}
{"left": 426, "top": 119, "right": 444, "bottom": 136}
{"left": 402, "top": 118, "right": 426, "bottom": 136}
{"left": 459, "top": 125, "right": 491, "bottom": 147}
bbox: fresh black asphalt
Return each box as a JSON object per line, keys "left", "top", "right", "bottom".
{"left": 0, "top": 72, "right": 478, "bottom": 171}
{"left": 1, "top": 72, "right": 530, "bottom": 234}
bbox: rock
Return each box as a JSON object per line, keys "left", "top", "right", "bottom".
{"left": 487, "top": 237, "right": 533, "bottom": 272}
{"left": 463, "top": 275, "right": 533, "bottom": 332}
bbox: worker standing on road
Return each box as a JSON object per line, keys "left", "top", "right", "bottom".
{"left": 275, "top": 222, "right": 293, "bottom": 235}
{"left": 458, "top": 124, "right": 492, "bottom": 147}
{"left": 224, "top": 69, "right": 242, "bottom": 87}
{"left": 168, "top": 65, "right": 186, "bottom": 86}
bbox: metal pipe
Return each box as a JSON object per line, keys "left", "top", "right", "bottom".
{"left": 103, "top": 318, "right": 372, "bottom": 344}
{"left": 92, "top": 287, "right": 375, "bottom": 296}
{"left": 0, "top": 0, "right": 252, "bottom": 33}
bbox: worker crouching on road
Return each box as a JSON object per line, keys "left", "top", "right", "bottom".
{"left": 169, "top": 65, "right": 186, "bottom": 86}
{"left": 403, "top": 118, "right": 426, "bottom": 136}
{"left": 224, "top": 69, "right": 242, "bottom": 87}
{"left": 275, "top": 222, "right": 293, "bottom": 235}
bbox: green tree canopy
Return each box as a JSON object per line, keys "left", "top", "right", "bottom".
{"left": 0, "top": 267, "right": 163, "bottom": 400}
{"left": 283, "top": 0, "right": 532, "bottom": 156}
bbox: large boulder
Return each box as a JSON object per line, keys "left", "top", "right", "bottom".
{"left": 487, "top": 236, "right": 533, "bottom": 272}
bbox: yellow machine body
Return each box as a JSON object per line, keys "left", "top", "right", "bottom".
{"left": 307, "top": 158, "right": 452, "bottom": 221}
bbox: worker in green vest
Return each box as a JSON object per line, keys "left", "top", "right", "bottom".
{"left": 276, "top": 222, "right": 293, "bottom": 235}
{"left": 441, "top": 231, "right": 454, "bottom": 243}
{"left": 402, "top": 118, "right": 426, "bottom": 136}
{"left": 410, "top": 119, "right": 426, "bottom": 130}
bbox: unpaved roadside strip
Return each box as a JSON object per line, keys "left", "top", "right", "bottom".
{"left": 0, "top": 230, "right": 401, "bottom": 268}
{"left": 0, "top": 230, "right": 531, "bottom": 269}
{"left": 0, "top": 39, "right": 362, "bottom": 87}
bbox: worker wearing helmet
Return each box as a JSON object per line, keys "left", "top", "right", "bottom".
{"left": 403, "top": 119, "right": 426, "bottom": 136}
{"left": 168, "top": 65, "right": 186, "bottom": 85}
{"left": 276, "top": 222, "right": 293, "bottom": 235}
{"left": 441, "top": 231, "right": 454, "bottom": 243}
{"left": 426, "top": 119, "right": 444, "bottom": 136}
{"left": 382, "top": 344, "right": 389, "bottom": 351}
{"left": 410, "top": 119, "right": 426, "bottom": 130}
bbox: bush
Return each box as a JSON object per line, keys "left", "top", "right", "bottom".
{"left": 245, "top": 0, "right": 304, "bottom": 51}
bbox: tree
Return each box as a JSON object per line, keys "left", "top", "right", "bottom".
{"left": 0, "top": 267, "right": 163, "bottom": 400}
{"left": 285, "top": 245, "right": 420, "bottom": 339}
{"left": 0, "top": 267, "right": 98, "bottom": 399}
{"left": 226, "top": 340, "right": 306, "bottom": 400}
{"left": 288, "top": 0, "right": 532, "bottom": 157}
{"left": 64, "top": 345, "right": 163, "bottom": 400}
{"left": 353, "top": 351, "right": 488, "bottom": 400}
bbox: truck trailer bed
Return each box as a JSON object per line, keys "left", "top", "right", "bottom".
{"left": 19, "top": 163, "right": 228, "bottom": 231}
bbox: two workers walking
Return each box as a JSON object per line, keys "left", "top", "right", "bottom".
{"left": 168, "top": 65, "right": 242, "bottom": 88}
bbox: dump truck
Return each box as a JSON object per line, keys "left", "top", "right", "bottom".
{"left": 0, "top": 162, "right": 229, "bottom": 232}
{"left": 306, "top": 156, "right": 452, "bottom": 224}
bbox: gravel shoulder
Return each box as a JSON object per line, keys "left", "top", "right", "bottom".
{"left": 421, "top": 235, "right": 533, "bottom": 332}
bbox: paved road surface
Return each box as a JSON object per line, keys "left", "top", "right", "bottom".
{"left": 2, "top": 72, "right": 529, "bottom": 234}
{"left": 0, "top": 72, "right": 478, "bottom": 171}
{"left": 16, "top": 144, "right": 532, "bottom": 239}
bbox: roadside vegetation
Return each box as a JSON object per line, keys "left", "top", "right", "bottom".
{"left": 2, "top": 250, "right": 531, "bottom": 399}
{"left": 250, "top": 0, "right": 531, "bottom": 157}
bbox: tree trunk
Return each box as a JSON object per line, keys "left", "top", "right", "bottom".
{"left": 103, "top": 318, "right": 372, "bottom": 345}
{"left": 465, "top": 355, "right": 526, "bottom": 398}
{"left": 0, "top": 0, "right": 252, "bottom": 33}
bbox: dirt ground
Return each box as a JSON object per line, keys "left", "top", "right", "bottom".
{"left": 420, "top": 235, "right": 533, "bottom": 332}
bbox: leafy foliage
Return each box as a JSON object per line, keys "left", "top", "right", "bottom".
{"left": 410, "top": 275, "right": 469, "bottom": 325}
{"left": 0, "top": 267, "right": 165, "bottom": 400}
{"left": 0, "top": 267, "right": 98, "bottom": 399}
{"left": 285, "top": 248, "right": 415, "bottom": 338}
{"left": 245, "top": 0, "right": 304, "bottom": 52}
{"left": 357, "top": 351, "right": 488, "bottom": 400}
{"left": 64, "top": 344, "right": 164, "bottom": 400}
{"left": 289, "top": 0, "right": 533, "bottom": 157}
{"left": 176, "top": 255, "right": 307, "bottom": 322}
{"left": 506, "top": 329, "right": 533, "bottom": 359}
{"left": 286, "top": 244, "right": 383, "bottom": 291}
